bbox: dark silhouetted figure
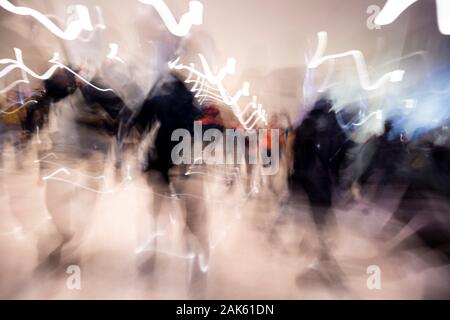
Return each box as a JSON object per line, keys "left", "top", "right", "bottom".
{"left": 119, "top": 73, "right": 209, "bottom": 297}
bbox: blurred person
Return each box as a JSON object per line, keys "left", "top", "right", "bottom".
{"left": 379, "top": 129, "right": 450, "bottom": 263}
{"left": 352, "top": 119, "right": 450, "bottom": 297}
{"left": 276, "top": 99, "right": 351, "bottom": 291}
{"left": 35, "top": 66, "right": 130, "bottom": 270}
{"left": 119, "top": 70, "right": 209, "bottom": 297}
{"left": 259, "top": 113, "right": 289, "bottom": 197}
{"left": 0, "top": 89, "right": 30, "bottom": 169}
{"left": 351, "top": 120, "right": 408, "bottom": 204}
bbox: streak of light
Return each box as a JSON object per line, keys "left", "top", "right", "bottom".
{"left": 36, "top": 126, "right": 42, "bottom": 144}
{"left": 41, "top": 165, "right": 132, "bottom": 195}
{"left": 34, "top": 153, "right": 58, "bottom": 162}
{"left": 42, "top": 167, "right": 71, "bottom": 180}
{"left": 308, "top": 32, "right": 405, "bottom": 91}
{"left": 0, "top": 216, "right": 52, "bottom": 240}
{"left": 168, "top": 56, "right": 266, "bottom": 129}
{"left": 437, "top": 0, "right": 450, "bottom": 35}
{"left": 38, "top": 162, "right": 106, "bottom": 181}
{"left": 107, "top": 43, "right": 125, "bottom": 64}
{"left": 375, "top": 0, "right": 450, "bottom": 35}
{"left": 44, "top": 8, "right": 105, "bottom": 42}
{"left": 0, "top": 49, "right": 113, "bottom": 92}
{"left": 0, "top": 79, "right": 30, "bottom": 96}
{"left": 0, "top": 0, "right": 94, "bottom": 40}
{"left": 0, "top": 99, "right": 36, "bottom": 114}
{"left": 74, "top": 6, "right": 106, "bottom": 42}
{"left": 320, "top": 51, "right": 430, "bottom": 93}
{"left": 138, "top": 0, "right": 203, "bottom": 37}
{"left": 50, "top": 55, "right": 113, "bottom": 92}
{"left": 374, "top": 0, "right": 418, "bottom": 25}
{"left": 352, "top": 110, "right": 383, "bottom": 126}
{"left": 133, "top": 179, "right": 251, "bottom": 258}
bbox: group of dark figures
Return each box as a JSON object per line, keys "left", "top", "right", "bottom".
{"left": 1, "top": 63, "right": 450, "bottom": 298}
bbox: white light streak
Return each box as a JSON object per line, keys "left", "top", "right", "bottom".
{"left": 352, "top": 110, "right": 383, "bottom": 126}
{"left": 374, "top": 0, "right": 418, "bottom": 25}
{"left": 41, "top": 165, "right": 133, "bottom": 195}
{"left": 308, "top": 32, "right": 405, "bottom": 91}
{"left": 139, "top": 0, "right": 203, "bottom": 37}
{"left": 375, "top": 0, "right": 450, "bottom": 35}
{"left": 36, "top": 126, "right": 42, "bottom": 144}
{"left": 34, "top": 153, "right": 58, "bottom": 162}
{"left": 0, "top": 49, "right": 113, "bottom": 92}
{"left": 0, "top": 99, "right": 36, "bottom": 115}
{"left": 42, "top": 167, "right": 71, "bottom": 180}
{"left": 77, "top": 6, "right": 107, "bottom": 42}
{"left": 168, "top": 55, "right": 267, "bottom": 129}
{"left": 436, "top": 0, "right": 450, "bottom": 35}
{"left": 43, "top": 6, "right": 106, "bottom": 42}
{"left": 0, "top": 79, "right": 29, "bottom": 96}
{"left": 0, "top": 215, "right": 52, "bottom": 240}
{"left": 0, "top": 0, "right": 94, "bottom": 40}
{"left": 107, "top": 43, "right": 125, "bottom": 64}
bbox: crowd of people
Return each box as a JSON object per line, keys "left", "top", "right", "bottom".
{"left": 1, "top": 54, "right": 450, "bottom": 298}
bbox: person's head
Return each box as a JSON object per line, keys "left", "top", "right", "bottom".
{"left": 312, "top": 98, "right": 333, "bottom": 113}
{"left": 384, "top": 120, "right": 394, "bottom": 134}
{"left": 44, "top": 69, "right": 78, "bottom": 102}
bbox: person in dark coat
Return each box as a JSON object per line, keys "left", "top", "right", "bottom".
{"left": 119, "top": 72, "right": 209, "bottom": 296}
{"left": 282, "top": 99, "right": 352, "bottom": 291}
{"left": 34, "top": 67, "right": 131, "bottom": 269}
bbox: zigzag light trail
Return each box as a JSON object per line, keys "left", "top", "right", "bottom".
{"left": 107, "top": 43, "right": 125, "bottom": 64}
{"left": 0, "top": 99, "right": 37, "bottom": 115}
{"left": 0, "top": 49, "right": 113, "bottom": 92}
{"left": 138, "top": 0, "right": 203, "bottom": 37}
{"left": 0, "top": 79, "right": 29, "bottom": 96}
{"left": 0, "top": 0, "right": 94, "bottom": 40}
{"left": 308, "top": 31, "right": 405, "bottom": 91}
{"left": 375, "top": 0, "right": 450, "bottom": 35}
{"left": 168, "top": 56, "right": 266, "bottom": 129}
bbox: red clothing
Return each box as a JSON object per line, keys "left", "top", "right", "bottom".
{"left": 261, "top": 128, "right": 284, "bottom": 150}
{"left": 199, "top": 105, "right": 224, "bottom": 127}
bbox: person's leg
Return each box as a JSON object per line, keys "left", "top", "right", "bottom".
{"left": 59, "top": 152, "right": 105, "bottom": 264}
{"left": 302, "top": 174, "right": 333, "bottom": 231}
{"left": 379, "top": 186, "right": 421, "bottom": 239}
{"left": 177, "top": 176, "right": 209, "bottom": 297}
{"left": 296, "top": 173, "right": 348, "bottom": 290}
{"left": 137, "top": 170, "right": 171, "bottom": 274}
{"left": 42, "top": 178, "right": 75, "bottom": 267}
